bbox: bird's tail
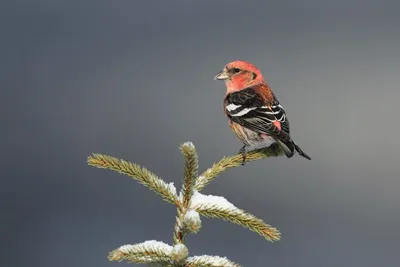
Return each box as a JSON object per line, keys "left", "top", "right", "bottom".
{"left": 275, "top": 139, "right": 311, "bottom": 160}
{"left": 293, "top": 142, "right": 311, "bottom": 160}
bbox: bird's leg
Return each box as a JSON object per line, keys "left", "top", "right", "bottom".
{"left": 238, "top": 145, "right": 247, "bottom": 166}
{"left": 271, "top": 142, "right": 280, "bottom": 156}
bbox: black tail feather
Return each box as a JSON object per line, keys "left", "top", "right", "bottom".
{"left": 275, "top": 139, "right": 311, "bottom": 160}
{"left": 275, "top": 139, "right": 295, "bottom": 158}
{"left": 293, "top": 142, "right": 311, "bottom": 160}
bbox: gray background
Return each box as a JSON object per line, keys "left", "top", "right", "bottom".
{"left": 2, "top": 1, "right": 400, "bottom": 266}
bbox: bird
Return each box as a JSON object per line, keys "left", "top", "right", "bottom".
{"left": 214, "top": 60, "right": 311, "bottom": 164}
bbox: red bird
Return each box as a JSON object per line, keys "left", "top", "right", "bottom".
{"left": 214, "top": 60, "right": 311, "bottom": 164}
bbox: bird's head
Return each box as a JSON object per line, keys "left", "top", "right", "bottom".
{"left": 214, "top": 60, "right": 264, "bottom": 93}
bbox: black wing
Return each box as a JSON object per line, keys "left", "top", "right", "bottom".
{"left": 224, "top": 87, "right": 291, "bottom": 140}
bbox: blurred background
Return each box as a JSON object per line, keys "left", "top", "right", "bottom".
{"left": 2, "top": 1, "right": 400, "bottom": 266}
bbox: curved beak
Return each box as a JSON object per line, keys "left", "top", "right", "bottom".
{"left": 214, "top": 69, "right": 230, "bottom": 81}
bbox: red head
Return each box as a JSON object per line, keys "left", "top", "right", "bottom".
{"left": 214, "top": 60, "right": 265, "bottom": 94}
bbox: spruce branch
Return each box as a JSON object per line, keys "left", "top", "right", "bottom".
{"left": 88, "top": 142, "right": 282, "bottom": 267}
{"left": 180, "top": 142, "right": 199, "bottom": 208}
{"left": 185, "top": 255, "right": 240, "bottom": 267}
{"left": 87, "top": 153, "right": 178, "bottom": 205}
{"left": 174, "top": 142, "right": 199, "bottom": 246}
{"left": 195, "top": 145, "right": 283, "bottom": 191}
{"left": 183, "top": 209, "right": 202, "bottom": 233}
{"left": 190, "top": 191, "right": 280, "bottom": 242}
{"left": 196, "top": 206, "right": 280, "bottom": 242}
{"left": 173, "top": 213, "right": 185, "bottom": 245}
{"left": 170, "top": 244, "right": 189, "bottom": 263}
{"left": 109, "top": 241, "right": 173, "bottom": 264}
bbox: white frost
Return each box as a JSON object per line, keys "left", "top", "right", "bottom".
{"left": 183, "top": 209, "right": 201, "bottom": 233}
{"left": 181, "top": 142, "right": 195, "bottom": 149}
{"left": 185, "top": 209, "right": 201, "bottom": 222}
{"left": 186, "top": 255, "right": 239, "bottom": 267}
{"left": 171, "top": 244, "right": 189, "bottom": 262}
{"left": 118, "top": 240, "right": 173, "bottom": 256}
{"left": 166, "top": 182, "right": 177, "bottom": 197}
{"left": 195, "top": 175, "right": 206, "bottom": 187}
{"left": 190, "top": 190, "right": 237, "bottom": 211}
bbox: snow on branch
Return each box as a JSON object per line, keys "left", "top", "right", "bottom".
{"left": 185, "top": 255, "right": 240, "bottom": 267}
{"left": 190, "top": 191, "right": 281, "bottom": 242}
{"left": 108, "top": 241, "right": 173, "bottom": 264}
{"left": 88, "top": 142, "right": 282, "bottom": 267}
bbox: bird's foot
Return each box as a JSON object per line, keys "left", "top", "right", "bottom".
{"left": 238, "top": 145, "right": 247, "bottom": 166}
{"left": 271, "top": 143, "right": 280, "bottom": 157}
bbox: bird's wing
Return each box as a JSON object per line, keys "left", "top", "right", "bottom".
{"left": 224, "top": 87, "right": 291, "bottom": 141}
{"left": 270, "top": 92, "right": 290, "bottom": 135}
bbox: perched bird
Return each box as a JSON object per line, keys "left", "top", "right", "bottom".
{"left": 214, "top": 60, "right": 311, "bottom": 164}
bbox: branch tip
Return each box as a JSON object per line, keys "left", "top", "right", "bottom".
{"left": 87, "top": 153, "right": 178, "bottom": 204}
{"left": 195, "top": 146, "right": 284, "bottom": 191}
{"left": 180, "top": 142, "right": 199, "bottom": 208}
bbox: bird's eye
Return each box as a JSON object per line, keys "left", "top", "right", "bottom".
{"left": 233, "top": 68, "right": 241, "bottom": 73}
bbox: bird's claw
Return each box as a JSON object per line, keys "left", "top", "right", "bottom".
{"left": 239, "top": 145, "right": 247, "bottom": 166}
